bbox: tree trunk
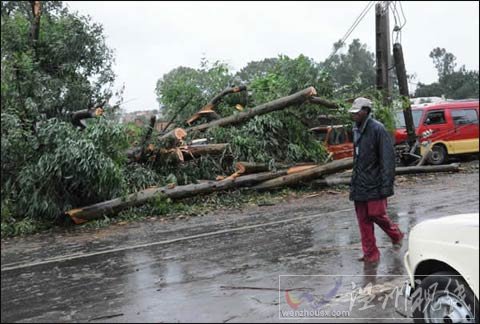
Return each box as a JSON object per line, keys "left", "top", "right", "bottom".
{"left": 71, "top": 107, "right": 104, "bottom": 129}
{"left": 30, "top": 1, "right": 41, "bottom": 48}
{"left": 187, "top": 85, "right": 247, "bottom": 125}
{"left": 312, "top": 163, "right": 461, "bottom": 187}
{"left": 308, "top": 97, "right": 339, "bottom": 109}
{"left": 395, "top": 163, "right": 460, "bottom": 175}
{"left": 156, "top": 127, "right": 187, "bottom": 147}
{"left": 286, "top": 164, "right": 317, "bottom": 174}
{"left": 235, "top": 162, "right": 270, "bottom": 175}
{"left": 65, "top": 169, "right": 288, "bottom": 224}
{"left": 187, "top": 87, "right": 317, "bottom": 132}
{"left": 253, "top": 158, "right": 354, "bottom": 190}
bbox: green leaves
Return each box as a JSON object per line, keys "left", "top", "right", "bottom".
{"left": 415, "top": 49, "right": 479, "bottom": 99}
{"left": 10, "top": 120, "right": 129, "bottom": 220}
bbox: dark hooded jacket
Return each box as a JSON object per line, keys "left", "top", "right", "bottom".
{"left": 349, "top": 116, "right": 396, "bottom": 201}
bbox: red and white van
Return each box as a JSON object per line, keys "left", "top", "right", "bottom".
{"left": 395, "top": 100, "right": 479, "bottom": 164}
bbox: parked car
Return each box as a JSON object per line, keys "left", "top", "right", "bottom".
{"left": 403, "top": 213, "right": 479, "bottom": 323}
{"left": 394, "top": 100, "right": 479, "bottom": 165}
{"left": 310, "top": 125, "right": 354, "bottom": 160}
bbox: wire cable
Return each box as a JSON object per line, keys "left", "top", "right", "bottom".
{"left": 323, "top": 1, "right": 377, "bottom": 70}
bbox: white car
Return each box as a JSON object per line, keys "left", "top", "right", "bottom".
{"left": 404, "top": 213, "right": 479, "bottom": 323}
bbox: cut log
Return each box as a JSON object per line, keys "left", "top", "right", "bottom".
{"left": 65, "top": 169, "right": 289, "bottom": 224}
{"left": 253, "top": 158, "right": 354, "bottom": 191}
{"left": 395, "top": 163, "right": 460, "bottom": 175}
{"left": 235, "top": 162, "right": 270, "bottom": 175}
{"left": 286, "top": 164, "right": 317, "bottom": 174}
{"left": 187, "top": 85, "right": 247, "bottom": 125}
{"left": 312, "top": 163, "right": 461, "bottom": 187}
{"left": 157, "top": 127, "right": 187, "bottom": 147}
{"left": 71, "top": 107, "right": 104, "bottom": 129}
{"left": 308, "top": 97, "right": 339, "bottom": 109}
{"left": 187, "top": 87, "right": 317, "bottom": 133}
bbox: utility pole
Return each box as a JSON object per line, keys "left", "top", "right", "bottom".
{"left": 393, "top": 43, "right": 416, "bottom": 146}
{"left": 375, "top": 2, "right": 392, "bottom": 105}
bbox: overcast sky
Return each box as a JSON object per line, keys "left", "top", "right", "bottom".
{"left": 65, "top": 1, "right": 479, "bottom": 112}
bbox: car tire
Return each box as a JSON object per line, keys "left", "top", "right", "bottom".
{"left": 412, "top": 271, "right": 479, "bottom": 323}
{"left": 427, "top": 145, "right": 447, "bottom": 165}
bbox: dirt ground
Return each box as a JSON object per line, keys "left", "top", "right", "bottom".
{"left": 1, "top": 159, "right": 478, "bottom": 323}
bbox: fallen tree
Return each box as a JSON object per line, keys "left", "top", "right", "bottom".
{"left": 308, "top": 96, "right": 339, "bottom": 109}
{"left": 157, "top": 127, "right": 187, "bottom": 146}
{"left": 71, "top": 105, "right": 104, "bottom": 129}
{"left": 65, "top": 169, "right": 289, "bottom": 224}
{"left": 253, "top": 158, "right": 354, "bottom": 190}
{"left": 187, "top": 87, "right": 318, "bottom": 132}
{"left": 312, "top": 163, "right": 461, "bottom": 187}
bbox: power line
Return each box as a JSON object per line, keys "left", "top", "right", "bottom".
{"left": 322, "top": 1, "right": 377, "bottom": 70}
{"left": 391, "top": 1, "right": 407, "bottom": 44}
{"left": 339, "top": 1, "right": 376, "bottom": 45}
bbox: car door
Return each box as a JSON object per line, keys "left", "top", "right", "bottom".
{"left": 449, "top": 107, "right": 480, "bottom": 154}
{"left": 422, "top": 109, "right": 455, "bottom": 151}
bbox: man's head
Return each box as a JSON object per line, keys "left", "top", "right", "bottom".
{"left": 349, "top": 97, "right": 372, "bottom": 124}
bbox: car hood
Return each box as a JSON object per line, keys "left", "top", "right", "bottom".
{"left": 410, "top": 213, "right": 479, "bottom": 247}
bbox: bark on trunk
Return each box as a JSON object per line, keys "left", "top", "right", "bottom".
{"left": 312, "top": 163, "right": 461, "bottom": 187}
{"left": 286, "top": 164, "right": 317, "bottom": 174}
{"left": 187, "top": 87, "right": 317, "bottom": 132}
{"left": 235, "top": 162, "right": 270, "bottom": 175}
{"left": 395, "top": 163, "right": 460, "bottom": 175}
{"left": 30, "top": 1, "right": 41, "bottom": 47}
{"left": 156, "top": 128, "right": 187, "bottom": 147}
{"left": 71, "top": 107, "right": 104, "bottom": 129}
{"left": 65, "top": 169, "right": 288, "bottom": 224}
{"left": 253, "top": 158, "right": 354, "bottom": 190}
{"left": 308, "top": 97, "right": 339, "bottom": 109}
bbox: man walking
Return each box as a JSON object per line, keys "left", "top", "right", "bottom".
{"left": 349, "top": 97, "right": 404, "bottom": 263}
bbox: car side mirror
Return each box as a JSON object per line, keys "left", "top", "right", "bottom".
{"left": 424, "top": 118, "right": 431, "bottom": 125}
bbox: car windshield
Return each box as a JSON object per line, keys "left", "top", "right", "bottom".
{"left": 395, "top": 110, "right": 423, "bottom": 129}
{"left": 314, "top": 130, "right": 328, "bottom": 142}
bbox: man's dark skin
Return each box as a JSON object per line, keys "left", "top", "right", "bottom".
{"left": 351, "top": 107, "right": 369, "bottom": 125}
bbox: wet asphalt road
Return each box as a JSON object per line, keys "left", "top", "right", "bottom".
{"left": 1, "top": 167, "right": 478, "bottom": 323}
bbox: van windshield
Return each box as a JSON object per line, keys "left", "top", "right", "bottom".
{"left": 395, "top": 110, "right": 423, "bottom": 129}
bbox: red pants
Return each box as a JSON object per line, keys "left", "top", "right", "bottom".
{"left": 354, "top": 198, "right": 403, "bottom": 261}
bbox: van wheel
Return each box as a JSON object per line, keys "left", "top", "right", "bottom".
{"left": 427, "top": 145, "right": 447, "bottom": 165}
{"left": 412, "top": 271, "right": 479, "bottom": 323}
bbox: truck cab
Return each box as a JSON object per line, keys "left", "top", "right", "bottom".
{"left": 310, "top": 125, "right": 354, "bottom": 160}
